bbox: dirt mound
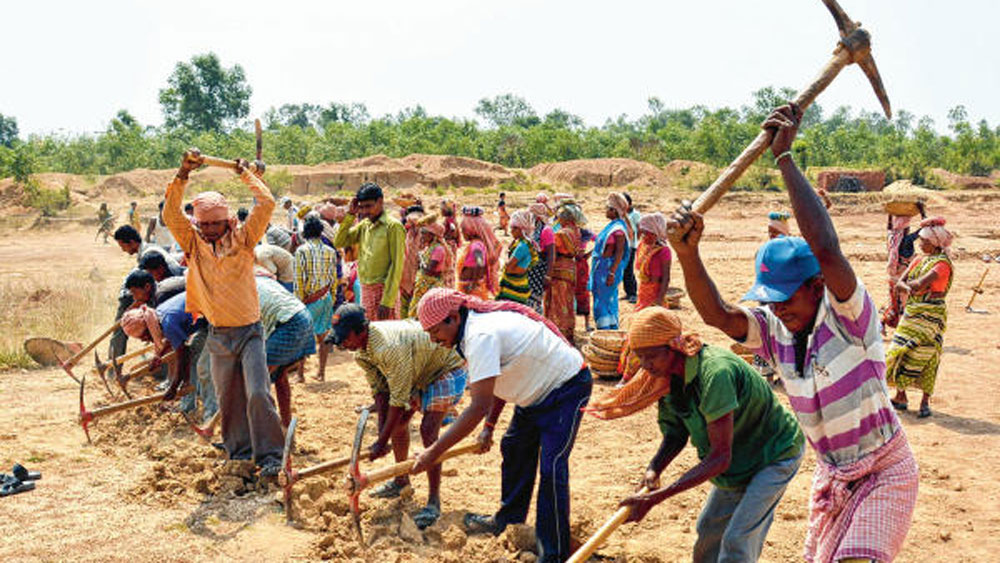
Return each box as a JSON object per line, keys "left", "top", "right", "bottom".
{"left": 401, "top": 154, "right": 516, "bottom": 188}
{"left": 281, "top": 155, "right": 423, "bottom": 195}
{"left": 815, "top": 168, "right": 886, "bottom": 192}
{"left": 928, "top": 168, "right": 999, "bottom": 190}
{"left": 529, "top": 158, "right": 670, "bottom": 188}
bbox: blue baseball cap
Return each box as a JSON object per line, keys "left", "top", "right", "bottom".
{"left": 741, "top": 237, "right": 821, "bottom": 303}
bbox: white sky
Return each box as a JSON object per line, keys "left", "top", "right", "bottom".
{"left": 3, "top": 0, "right": 997, "bottom": 137}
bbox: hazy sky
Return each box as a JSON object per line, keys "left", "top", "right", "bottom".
{"left": 3, "top": 0, "right": 997, "bottom": 136}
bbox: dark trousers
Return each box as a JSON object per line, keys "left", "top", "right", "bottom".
{"left": 496, "top": 368, "right": 592, "bottom": 563}
{"left": 622, "top": 249, "right": 637, "bottom": 299}
{"left": 109, "top": 292, "right": 133, "bottom": 359}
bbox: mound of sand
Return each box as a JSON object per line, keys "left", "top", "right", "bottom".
{"left": 529, "top": 158, "right": 671, "bottom": 188}
{"left": 928, "top": 168, "right": 999, "bottom": 190}
{"left": 281, "top": 155, "right": 423, "bottom": 196}
{"left": 815, "top": 168, "right": 886, "bottom": 192}
{"left": 401, "top": 154, "right": 516, "bottom": 188}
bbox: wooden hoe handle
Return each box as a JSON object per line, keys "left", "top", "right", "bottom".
{"left": 566, "top": 486, "right": 650, "bottom": 563}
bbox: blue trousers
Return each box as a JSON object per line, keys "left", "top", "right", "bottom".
{"left": 693, "top": 449, "right": 803, "bottom": 562}
{"left": 496, "top": 368, "right": 592, "bottom": 563}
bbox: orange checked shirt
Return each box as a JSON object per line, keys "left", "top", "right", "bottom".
{"left": 163, "top": 171, "right": 275, "bottom": 328}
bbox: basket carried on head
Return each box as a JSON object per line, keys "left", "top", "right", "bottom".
{"left": 884, "top": 200, "right": 923, "bottom": 217}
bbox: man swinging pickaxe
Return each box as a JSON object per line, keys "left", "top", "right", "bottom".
{"left": 192, "top": 119, "right": 267, "bottom": 176}
{"left": 572, "top": 1, "right": 893, "bottom": 561}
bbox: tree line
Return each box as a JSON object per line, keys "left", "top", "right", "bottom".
{"left": 1, "top": 53, "right": 998, "bottom": 187}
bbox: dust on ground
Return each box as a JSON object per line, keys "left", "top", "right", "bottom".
{"left": 2, "top": 185, "right": 1000, "bottom": 562}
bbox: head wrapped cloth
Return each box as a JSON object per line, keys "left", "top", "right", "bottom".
{"left": 509, "top": 209, "right": 534, "bottom": 234}
{"left": 584, "top": 307, "right": 701, "bottom": 420}
{"left": 529, "top": 202, "right": 551, "bottom": 222}
{"left": 918, "top": 216, "right": 953, "bottom": 250}
{"left": 552, "top": 192, "right": 573, "bottom": 205}
{"left": 607, "top": 192, "right": 633, "bottom": 244}
{"left": 417, "top": 288, "right": 569, "bottom": 345}
{"left": 556, "top": 202, "right": 587, "bottom": 227}
{"left": 768, "top": 211, "right": 791, "bottom": 236}
{"left": 317, "top": 203, "right": 347, "bottom": 223}
{"left": 460, "top": 207, "right": 501, "bottom": 293}
{"left": 638, "top": 212, "right": 669, "bottom": 245}
{"left": 192, "top": 191, "right": 231, "bottom": 223}
{"left": 121, "top": 305, "right": 165, "bottom": 352}
{"left": 535, "top": 192, "right": 549, "bottom": 205}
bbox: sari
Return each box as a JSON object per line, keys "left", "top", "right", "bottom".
{"left": 408, "top": 242, "right": 450, "bottom": 319}
{"left": 589, "top": 218, "right": 631, "bottom": 329}
{"left": 635, "top": 240, "right": 670, "bottom": 309}
{"left": 497, "top": 238, "right": 537, "bottom": 304}
{"left": 885, "top": 253, "right": 953, "bottom": 395}
{"left": 457, "top": 240, "right": 492, "bottom": 300}
{"left": 545, "top": 226, "right": 580, "bottom": 343}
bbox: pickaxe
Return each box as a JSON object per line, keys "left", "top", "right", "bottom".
{"left": 182, "top": 410, "right": 221, "bottom": 443}
{"left": 566, "top": 487, "right": 651, "bottom": 563}
{"left": 93, "top": 344, "right": 154, "bottom": 398}
{"left": 277, "top": 415, "right": 357, "bottom": 524}
{"left": 58, "top": 321, "right": 120, "bottom": 385}
{"left": 191, "top": 119, "right": 267, "bottom": 175}
{"left": 966, "top": 254, "right": 998, "bottom": 313}
{"left": 77, "top": 374, "right": 192, "bottom": 443}
{"left": 345, "top": 433, "right": 483, "bottom": 545}
{"left": 683, "top": 0, "right": 892, "bottom": 217}
{"left": 114, "top": 350, "right": 178, "bottom": 398}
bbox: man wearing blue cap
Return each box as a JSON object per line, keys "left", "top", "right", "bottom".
{"left": 667, "top": 105, "right": 918, "bottom": 563}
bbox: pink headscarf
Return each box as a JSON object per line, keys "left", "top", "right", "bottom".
{"left": 535, "top": 192, "right": 549, "bottom": 204}
{"left": 420, "top": 219, "right": 455, "bottom": 287}
{"left": 417, "top": 288, "right": 569, "bottom": 344}
{"left": 607, "top": 192, "right": 633, "bottom": 244}
{"left": 121, "top": 305, "right": 165, "bottom": 352}
{"left": 638, "top": 213, "right": 669, "bottom": 245}
{"left": 191, "top": 191, "right": 230, "bottom": 223}
{"left": 510, "top": 209, "right": 534, "bottom": 233}
{"left": 317, "top": 203, "right": 347, "bottom": 223}
{"left": 918, "top": 216, "right": 953, "bottom": 250}
{"left": 529, "top": 202, "right": 551, "bottom": 221}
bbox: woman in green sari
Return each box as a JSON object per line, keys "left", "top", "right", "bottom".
{"left": 886, "top": 216, "right": 954, "bottom": 418}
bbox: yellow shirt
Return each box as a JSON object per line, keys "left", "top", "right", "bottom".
{"left": 163, "top": 172, "right": 275, "bottom": 327}
{"left": 333, "top": 212, "right": 406, "bottom": 308}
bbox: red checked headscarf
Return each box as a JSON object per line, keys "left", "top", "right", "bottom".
{"left": 585, "top": 307, "right": 701, "bottom": 420}
{"left": 417, "top": 287, "right": 569, "bottom": 344}
{"left": 121, "top": 305, "right": 166, "bottom": 353}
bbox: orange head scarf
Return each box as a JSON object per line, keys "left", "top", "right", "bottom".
{"left": 585, "top": 307, "right": 701, "bottom": 420}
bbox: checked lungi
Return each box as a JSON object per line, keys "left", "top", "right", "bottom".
{"left": 266, "top": 309, "right": 316, "bottom": 383}
{"left": 419, "top": 367, "right": 467, "bottom": 423}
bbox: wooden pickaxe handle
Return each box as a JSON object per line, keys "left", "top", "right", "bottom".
{"left": 566, "top": 486, "right": 650, "bottom": 563}
{"left": 966, "top": 267, "right": 990, "bottom": 309}
{"left": 298, "top": 455, "right": 352, "bottom": 482}
{"left": 95, "top": 343, "right": 154, "bottom": 375}
{"left": 63, "top": 321, "right": 120, "bottom": 371}
{"left": 691, "top": 45, "right": 853, "bottom": 214}
{"left": 357, "top": 442, "right": 481, "bottom": 489}
{"left": 121, "top": 350, "right": 178, "bottom": 381}
{"left": 87, "top": 384, "right": 193, "bottom": 420}
{"left": 200, "top": 155, "right": 264, "bottom": 175}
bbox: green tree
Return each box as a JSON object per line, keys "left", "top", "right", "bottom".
{"left": 0, "top": 113, "right": 18, "bottom": 148}
{"left": 158, "top": 53, "right": 252, "bottom": 132}
{"left": 475, "top": 94, "right": 538, "bottom": 128}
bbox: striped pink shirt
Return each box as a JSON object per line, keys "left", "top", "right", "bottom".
{"left": 740, "top": 280, "right": 901, "bottom": 467}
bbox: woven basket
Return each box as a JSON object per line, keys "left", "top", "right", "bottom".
{"left": 583, "top": 348, "right": 620, "bottom": 373}
{"left": 885, "top": 200, "right": 922, "bottom": 217}
{"left": 590, "top": 330, "right": 627, "bottom": 352}
{"left": 584, "top": 343, "right": 620, "bottom": 363}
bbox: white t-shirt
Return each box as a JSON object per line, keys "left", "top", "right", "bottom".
{"left": 461, "top": 311, "right": 583, "bottom": 407}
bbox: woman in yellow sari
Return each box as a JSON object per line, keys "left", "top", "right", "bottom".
{"left": 408, "top": 215, "right": 454, "bottom": 318}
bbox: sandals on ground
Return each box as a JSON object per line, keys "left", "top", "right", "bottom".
{"left": 463, "top": 513, "right": 502, "bottom": 536}
{"left": 370, "top": 480, "right": 409, "bottom": 499}
{"left": 413, "top": 504, "right": 441, "bottom": 530}
{"left": 890, "top": 399, "right": 908, "bottom": 412}
{"left": 917, "top": 404, "right": 932, "bottom": 418}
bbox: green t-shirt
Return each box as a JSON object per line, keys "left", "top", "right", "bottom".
{"left": 657, "top": 344, "right": 803, "bottom": 490}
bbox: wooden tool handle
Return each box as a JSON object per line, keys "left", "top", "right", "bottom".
{"left": 125, "top": 350, "right": 177, "bottom": 379}
{"left": 66, "top": 322, "right": 120, "bottom": 369}
{"left": 300, "top": 455, "right": 352, "bottom": 480}
{"left": 566, "top": 486, "right": 650, "bottom": 563}
{"left": 691, "top": 46, "right": 852, "bottom": 215}
{"left": 201, "top": 154, "right": 261, "bottom": 174}
{"left": 364, "top": 442, "right": 481, "bottom": 485}
{"left": 115, "top": 343, "right": 155, "bottom": 365}
{"left": 90, "top": 384, "right": 193, "bottom": 419}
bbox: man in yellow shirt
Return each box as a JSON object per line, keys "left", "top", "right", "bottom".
{"left": 163, "top": 149, "right": 284, "bottom": 476}
{"left": 333, "top": 183, "right": 406, "bottom": 320}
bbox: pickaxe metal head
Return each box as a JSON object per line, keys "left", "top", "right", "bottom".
{"left": 822, "top": 0, "right": 892, "bottom": 119}
{"left": 280, "top": 417, "right": 299, "bottom": 523}
{"left": 78, "top": 375, "right": 93, "bottom": 443}
{"left": 347, "top": 407, "right": 371, "bottom": 545}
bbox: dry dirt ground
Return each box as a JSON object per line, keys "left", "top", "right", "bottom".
{"left": 1, "top": 186, "right": 999, "bottom": 562}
